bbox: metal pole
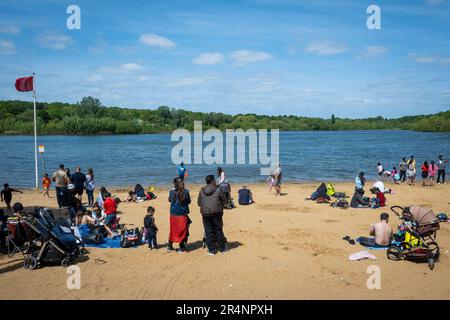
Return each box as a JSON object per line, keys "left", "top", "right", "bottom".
{"left": 33, "top": 73, "right": 38, "bottom": 191}
{"left": 41, "top": 152, "right": 47, "bottom": 175}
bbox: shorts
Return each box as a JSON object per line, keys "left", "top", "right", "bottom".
{"left": 421, "top": 172, "right": 428, "bottom": 179}
{"left": 73, "top": 188, "right": 84, "bottom": 196}
{"left": 105, "top": 213, "right": 116, "bottom": 227}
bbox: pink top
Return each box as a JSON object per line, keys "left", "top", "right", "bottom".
{"left": 429, "top": 164, "right": 437, "bottom": 177}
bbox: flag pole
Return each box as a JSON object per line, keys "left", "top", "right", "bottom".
{"left": 33, "top": 73, "right": 38, "bottom": 191}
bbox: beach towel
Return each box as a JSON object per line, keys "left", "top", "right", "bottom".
{"left": 169, "top": 215, "right": 189, "bottom": 243}
{"left": 84, "top": 236, "right": 141, "bottom": 249}
{"left": 349, "top": 251, "right": 377, "bottom": 261}
{"left": 356, "top": 238, "right": 401, "bottom": 250}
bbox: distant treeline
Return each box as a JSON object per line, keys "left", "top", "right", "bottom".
{"left": 0, "top": 97, "right": 449, "bottom": 134}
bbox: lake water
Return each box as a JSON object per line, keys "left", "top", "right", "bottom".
{"left": 0, "top": 131, "right": 449, "bottom": 188}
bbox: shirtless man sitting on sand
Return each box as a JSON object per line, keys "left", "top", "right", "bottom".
{"left": 358, "top": 212, "right": 393, "bottom": 247}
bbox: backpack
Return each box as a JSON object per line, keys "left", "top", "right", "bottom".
{"left": 332, "top": 198, "right": 349, "bottom": 209}
{"left": 326, "top": 183, "right": 336, "bottom": 197}
{"left": 120, "top": 227, "right": 141, "bottom": 248}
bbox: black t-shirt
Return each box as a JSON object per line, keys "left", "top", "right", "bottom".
{"left": 71, "top": 172, "right": 87, "bottom": 189}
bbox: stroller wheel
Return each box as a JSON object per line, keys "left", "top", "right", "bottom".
{"left": 428, "top": 255, "right": 435, "bottom": 270}
{"left": 23, "top": 257, "right": 38, "bottom": 270}
{"left": 61, "top": 258, "right": 72, "bottom": 268}
{"left": 387, "top": 246, "right": 402, "bottom": 261}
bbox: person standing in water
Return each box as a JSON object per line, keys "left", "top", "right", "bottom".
{"left": 437, "top": 155, "right": 448, "bottom": 184}
{"left": 399, "top": 158, "right": 407, "bottom": 183}
{"left": 177, "top": 162, "right": 187, "bottom": 181}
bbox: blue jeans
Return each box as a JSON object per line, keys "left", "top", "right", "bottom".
{"left": 358, "top": 237, "right": 388, "bottom": 247}
{"left": 147, "top": 228, "right": 157, "bottom": 248}
{"left": 86, "top": 189, "right": 94, "bottom": 206}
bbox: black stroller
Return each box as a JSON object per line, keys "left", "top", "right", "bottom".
{"left": 387, "top": 205, "right": 440, "bottom": 270}
{"left": 20, "top": 208, "right": 83, "bottom": 270}
{"left": 219, "top": 182, "right": 234, "bottom": 209}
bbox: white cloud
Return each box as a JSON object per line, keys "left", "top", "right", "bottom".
{"left": 0, "top": 40, "right": 17, "bottom": 54}
{"left": 193, "top": 52, "right": 224, "bottom": 65}
{"left": 364, "top": 46, "right": 387, "bottom": 57}
{"left": 305, "top": 41, "right": 348, "bottom": 56}
{"left": 0, "top": 25, "right": 21, "bottom": 36}
{"left": 139, "top": 33, "right": 176, "bottom": 48}
{"left": 426, "top": 0, "right": 444, "bottom": 5}
{"left": 36, "top": 32, "right": 73, "bottom": 50}
{"left": 97, "top": 63, "right": 145, "bottom": 74}
{"left": 408, "top": 53, "right": 436, "bottom": 63}
{"left": 120, "top": 63, "right": 145, "bottom": 71}
{"left": 229, "top": 50, "right": 272, "bottom": 65}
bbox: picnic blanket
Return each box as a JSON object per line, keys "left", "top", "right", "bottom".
{"left": 84, "top": 236, "right": 142, "bottom": 249}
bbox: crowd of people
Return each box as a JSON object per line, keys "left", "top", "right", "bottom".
{"left": 0, "top": 154, "right": 447, "bottom": 256}
{"left": 377, "top": 155, "right": 448, "bottom": 186}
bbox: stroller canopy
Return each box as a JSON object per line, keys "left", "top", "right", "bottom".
{"left": 409, "top": 206, "right": 439, "bottom": 226}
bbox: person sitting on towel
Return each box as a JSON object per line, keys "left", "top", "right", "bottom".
{"left": 358, "top": 213, "right": 393, "bottom": 247}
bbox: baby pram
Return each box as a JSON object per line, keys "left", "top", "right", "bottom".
{"left": 219, "top": 182, "right": 234, "bottom": 209}
{"left": 20, "top": 208, "right": 83, "bottom": 270}
{"left": 387, "top": 205, "right": 440, "bottom": 270}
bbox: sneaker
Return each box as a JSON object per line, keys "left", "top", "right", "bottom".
{"left": 206, "top": 250, "right": 216, "bottom": 256}
{"left": 219, "top": 249, "right": 228, "bottom": 254}
{"left": 177, "top": 248, "right": 187, "bottom": 254}
{"left": 151, "top": 247, "right": 157, "bottom": 251}
{"left": 166, "top": 246, "right": 175, "bottom": 253}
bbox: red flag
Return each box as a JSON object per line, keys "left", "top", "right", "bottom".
{"left": 15, "top": 76, "right": 34, "bottom": 92}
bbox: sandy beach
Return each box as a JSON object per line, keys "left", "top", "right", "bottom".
{"left": 0, "top": 181, "right": 449, "bottom": 300}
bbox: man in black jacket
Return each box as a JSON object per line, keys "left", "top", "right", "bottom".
{"left": 198, "top": 175, "right": 227, "bottom": 255}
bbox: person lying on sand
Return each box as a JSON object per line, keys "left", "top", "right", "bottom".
{"left": 357, "top": 212, "right": 393, "bottom": 247}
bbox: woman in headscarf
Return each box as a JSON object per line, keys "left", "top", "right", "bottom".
{"left": 167, "top": 178, "right": 191, "bottom": 253}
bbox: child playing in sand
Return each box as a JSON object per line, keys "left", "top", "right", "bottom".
{"left": 42, "top": 173, "right": 51, "bottom": 198}
{"left": 144, "top": 206, "right": 158, "bottom": 250}
{"left": 1, "top": 183, "right": 23, "bottom": 213}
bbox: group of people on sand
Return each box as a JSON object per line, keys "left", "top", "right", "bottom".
{"left": 50, "top": 164, "right": 96, "bottom": 206}
{"left": 350, "top": 172, "right": 387, "bottom": 209}
{"left": 64, "top": 162, "right": 256, "bottom": 255}
{"left": 377, "top": 155, "right": 448, "bottom": 187}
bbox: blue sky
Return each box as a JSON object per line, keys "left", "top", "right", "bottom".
{"left": 0, "top": 0, "right": 449, "bottom": 118}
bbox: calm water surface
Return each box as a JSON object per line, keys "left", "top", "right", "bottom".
{"left": 0, "top": 131, "right": 449, "bottom": 188}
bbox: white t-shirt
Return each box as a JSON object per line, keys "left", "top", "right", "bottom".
{"left": 377, "top": 165, "right": 383, "bottom": 174}
{"left": 373, "top": 181, "right": 385, "bottom": 193}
